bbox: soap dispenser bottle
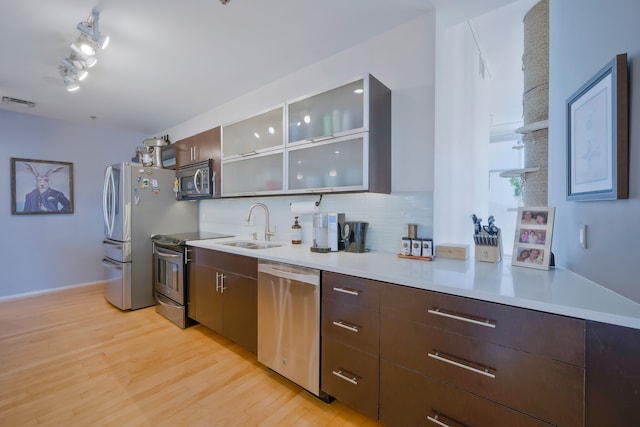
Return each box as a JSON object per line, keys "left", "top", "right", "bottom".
{"left": 291, "top": 216, "right": 302, "bottom": 244}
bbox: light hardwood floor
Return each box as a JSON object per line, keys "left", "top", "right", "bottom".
{"left": 0, "top": 283, "right": 382, "bottom": 427}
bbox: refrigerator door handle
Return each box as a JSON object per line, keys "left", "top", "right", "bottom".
{"left": 102, "top": 257, "right": 123, "bottom": 270}
{"left": 103, "top": 239, "right": 123, "bottom": 248}
{"left": 103, "top": 166, "right": 115, "bottom": 238}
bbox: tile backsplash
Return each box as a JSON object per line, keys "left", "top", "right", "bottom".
{"left": 199, "top": 191, "right": 433, "bottom": 253}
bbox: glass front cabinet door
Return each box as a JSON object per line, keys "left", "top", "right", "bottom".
{"left": 287, "top": 134, "right": 368, "bottom": 193}
{"left": 222, "top": 152, "right": 284, "bottom": 196}
{"left": 288, "top": 79, "right": 365, "bottom": 144}
{"left": 221, "top": 106, "right": 285, "bottom": 196}
{"left": 222, "top": 106, "right": 284, "bottom": 158}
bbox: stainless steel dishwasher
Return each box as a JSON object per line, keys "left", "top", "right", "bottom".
{"left": 257, "top": 260, "right": 328, "bottom": 400}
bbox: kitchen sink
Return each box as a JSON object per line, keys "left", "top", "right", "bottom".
{"left": 220, "top": 240, "right": 284, "bottom": 250}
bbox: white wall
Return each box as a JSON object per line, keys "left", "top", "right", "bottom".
{"left": 0, "top": 110, "right": 146, "bottom": 298}
{"left": 433, "top": 19, "right": 491, "bottom": 246}
{"left": 549, "top": 0, "right": 640, "bottom": 302}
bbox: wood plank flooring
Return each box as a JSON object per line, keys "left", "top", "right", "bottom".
{"left": 0, "top": 284, "right": 382, "bottom": 427}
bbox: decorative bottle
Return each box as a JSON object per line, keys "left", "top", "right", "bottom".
{"left": 291, "top": 216, "right": 302, "bottom": 244}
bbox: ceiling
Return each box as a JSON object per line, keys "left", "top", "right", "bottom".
{"left": 0, "top": 0, "right": 538, "bottom": 136}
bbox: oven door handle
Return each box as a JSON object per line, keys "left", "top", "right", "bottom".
{"left": 154, "top": 247, "right": 183, "bottom": 258}
{"left": 155, "top": 292, "right": 181, "bottom": 309}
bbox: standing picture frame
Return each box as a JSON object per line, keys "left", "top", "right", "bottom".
{"left": 566, "top": 53, "right": 628, "bottom": 201}
{"left": 512, "top": 207, "right": 555, "bottom": 271}
{"left": 10, "top": 158, "right": 74, "bottom": 215}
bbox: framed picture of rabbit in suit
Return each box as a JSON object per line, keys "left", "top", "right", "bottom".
{"left": 10, "top": 158, "right": 74, "bottom": 215}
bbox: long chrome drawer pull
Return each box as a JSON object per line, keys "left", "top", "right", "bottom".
{"left": 427, "top": 412, "right": 467, "bottom": 427}
{"left": 427, "top": 414, "right": 451, "bottom": 427}
{"left": 332, "top": 369, "right": 358, "bottom": 385}
{"left": 332, "top": 286, "right": 360, "bottom": 296}
{"left": 428, "top": 308, "right": 496, "bottom": 329}
{"left": 428, "top": 352, "right": 496, "bottom": 379}
{"left": 332, "top": 320, "right": 359, "bottom": 333}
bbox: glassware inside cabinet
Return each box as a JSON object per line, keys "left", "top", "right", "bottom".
{"left": 288, "top": 79, "right": 365, "bottom": 143}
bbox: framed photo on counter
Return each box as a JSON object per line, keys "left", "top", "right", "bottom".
{"left": 512, "top": 207, "right": 554, "bottom": 270}
{"left": 10, "top": 158, "right": 74, "bottom": 215}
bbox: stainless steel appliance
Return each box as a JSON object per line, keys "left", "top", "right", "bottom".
{"left": 151, "top": 232, "right": 233, "bottom": 328}
{"left": 257, "top": 260, "right": 329, "bottom": 401}
{"left": 176, "top": 159, "right": 217, "bottom": 200}
{"left": 102, "top": 162, "right": 198, "bottom": 310}
{"left": 342, "top": 221, "right": 369, "bottom": 253}
{"left": 311, "top": 212, "right": 345, "bottom": 253}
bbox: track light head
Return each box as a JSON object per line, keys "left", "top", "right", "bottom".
{"left": 61, "top": 59, "right": 88, "bottom": 82}
{"left": 70, "top": 43, "right": 97, "bottom": 67}
{"left": 58, "top": 67, "right": 80, "bottom": 92}
{"left": 76, "top": 9, "right": 109, "bottom": 50}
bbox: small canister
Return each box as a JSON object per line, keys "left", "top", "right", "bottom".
{"left": 411, "top": 238, "right": 422, "bottom": 257}
{"left": 408, "top": 224, "right": 418, "bottom": 239}
{"left": 401, "top": 237, "right": 412, "bottom": 255}
{"left": 421, "top": 239, "right": 433, "bottom": 257}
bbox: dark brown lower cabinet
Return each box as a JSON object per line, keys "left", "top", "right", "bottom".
{"left": 321, "top": 340, "right": 379, "bottom": 419}
{"left": 380, "top": 359, "right": 552, "bottom": 427}
{"left": 380, "top": 313, "right": 584, "bottom": 426}
{"left": 320, "top": 272, "right": 380, "bottom": 420}
{"left": 586, "top": 321, "right": 640, "bottom": 426}
{"left": 188, "top": 247, "right": 257, "bottom": 353}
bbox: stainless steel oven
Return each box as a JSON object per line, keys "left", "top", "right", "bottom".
{"left": 153, "top": 242, "right": 188, "bottom": 328}
{"left": 152, "top": 232, "right": 233, "bottom": 328}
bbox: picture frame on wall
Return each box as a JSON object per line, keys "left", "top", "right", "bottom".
{"left": 566, "top": 53, "right": 628, "bottom": 201}
{"left": 10, "top": 158, "right": 74, "bottom": 215}
{"left": 512, "top": 207, "right": 554, "bottom": 271}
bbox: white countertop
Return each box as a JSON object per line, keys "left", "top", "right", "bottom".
{"left": 187, "top": 238, "right": 640, "bottom": 330}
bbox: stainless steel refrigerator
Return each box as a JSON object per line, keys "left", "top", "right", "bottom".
{"left": 102, "top": 162, "right": 197, "bottom": 310}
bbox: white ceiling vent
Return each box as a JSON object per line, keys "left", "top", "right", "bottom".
{"left": 2, "top": 96, "right": 35, "bottom": 108}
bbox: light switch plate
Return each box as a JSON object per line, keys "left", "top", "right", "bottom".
{"left": 579, "top": 225, "right": 587, "bottom": 249}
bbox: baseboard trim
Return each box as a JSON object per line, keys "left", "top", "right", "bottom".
{"left": 0, "top": 281, "right": 105, "bottom": 302}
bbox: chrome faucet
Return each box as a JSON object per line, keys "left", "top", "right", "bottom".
{"left": 246, "top": 202, "right": 274, "bottom": 241}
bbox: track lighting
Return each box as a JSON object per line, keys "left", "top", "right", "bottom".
{"left": 59, "top": 8, "right": 108, "bottom": 92}
{"left": 61, "top": 59, "right": 88, "bottom": 81}
{"left": 70, "top": 43, "right": 97, "bottom": 67}
{"left": 76, "top": 9, "right": 110, "bottom": 50}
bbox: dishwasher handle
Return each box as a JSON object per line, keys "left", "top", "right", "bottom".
{"left": 258, "top": 263, "right": 319, "bottom": 286}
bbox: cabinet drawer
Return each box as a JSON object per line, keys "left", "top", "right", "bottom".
{"left": 381, "top": 283, "right": 585, "bottom": 366}
{"left": 380, "top": 359, "right": 552, "bottom": 427}
{"left": 322, "top": 271, "right": 379, "bottom": 309}
{"left": 381, "top": 314, "right": 584, "bottom": 426}
{"left": 192, "top": 247, "right": 257, "bottom": 279}
{"left": 321, "top": 339, "right": 378, "bottom": 420}
{"left": 322, "top": 298, "right": 378, "bottom": 354}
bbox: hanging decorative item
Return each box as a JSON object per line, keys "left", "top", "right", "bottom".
{"left": 566, "top": 53, "right": 629, "bottom": 201}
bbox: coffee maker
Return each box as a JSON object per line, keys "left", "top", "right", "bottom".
{"left": 311, "top": 212, "right": 345, "bottom": 253}
{"left": 342, "top": 221, "right": 369, "bottom": 253}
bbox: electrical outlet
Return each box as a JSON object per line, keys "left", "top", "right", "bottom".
{"left": 579, "top": 225, "right": 587, "bottom": 249}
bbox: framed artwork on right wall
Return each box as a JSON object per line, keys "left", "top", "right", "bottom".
{"left": 512, "top": 207, "right": 555, "bottom": 271}
{"left": 566, "top": 53, "right": 628, "bottom": 201}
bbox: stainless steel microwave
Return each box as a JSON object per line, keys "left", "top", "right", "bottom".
{"left": 176, "top": 159, "right": 217, "bottom": 200}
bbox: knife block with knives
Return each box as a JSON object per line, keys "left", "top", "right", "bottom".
{"left": 474, "top": 229, "right": 502, "bottom": 263}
